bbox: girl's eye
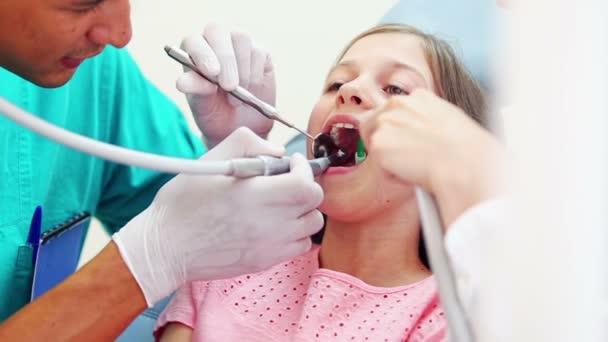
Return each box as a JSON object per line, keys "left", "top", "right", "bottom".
{"left": 384, "top": 85, "right": 409, "bottom": 96}
{"left": 326, "top": 82, "right": 343, "bottom": 92}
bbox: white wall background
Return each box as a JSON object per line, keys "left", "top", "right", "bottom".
{"left": 485, "top": 2, "right": 608, "bottom": 341}
{"left": 130, "top": 0, "right": 397, "bottom": 145}
{"left": 80, "top": 0, "right": 396, "bottom": 265}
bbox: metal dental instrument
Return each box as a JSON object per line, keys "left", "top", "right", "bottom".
{"left": 416, "top": 189, "right": 476, "bottom": 342}
{"left": 228, "top": 155, "right": 332, "bottom": 177}
{"left": 164, "top": 45, "right": 314, "bottom": 140}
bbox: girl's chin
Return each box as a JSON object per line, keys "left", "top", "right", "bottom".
{"left": 319, "top": 200, "right": 371, "bottom": 222}
{"left": 324, "top": 165, "right": 359, "bottom": 176}
{"left": 320, "top": 186, "right": 418, "bottom": 221}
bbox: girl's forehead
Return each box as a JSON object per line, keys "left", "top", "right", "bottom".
{"left": 337, "top": 33, "right": 433, "bottom": 84}
{"left": 345, "top": 33, "right": 422, "bottom": 56}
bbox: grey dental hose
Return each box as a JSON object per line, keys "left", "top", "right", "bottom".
{"left": 416, "top": 188, "right": 475, "bottom": 342}
{"left": 0, "top": 96, "right": 329, "bottom": 177}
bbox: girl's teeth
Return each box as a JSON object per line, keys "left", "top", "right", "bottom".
{"left": 331, "top": 123, "right": 357, "bottom": 130}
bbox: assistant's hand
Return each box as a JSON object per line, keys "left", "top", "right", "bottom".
{"left": 113, "top": 128, "right": 324, "bottom": 306}
{"left": 178, "top": 24, "right": 276, "bottom": 147}
{"left": 360, "top": 89, "right": 506, "bottom": 225}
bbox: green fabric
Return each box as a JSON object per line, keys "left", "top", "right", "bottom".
{"left": 7, "top": 246, "right": 34, "bottom": 317}
{"left": 0, "top": 46, "right": 206, "bottom": 321}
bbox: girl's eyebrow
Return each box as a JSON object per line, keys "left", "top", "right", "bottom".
{"left": 328, "top": 60, "right": 429, "bottom": 86}
{"left": 326, "top": 61, "right": 356, "bottom": 78}
{"left": 387, "top": 62, "right": 426, "bottom": 81}
{"left": 73, "top": 0, "right": 105, "bottom": 5}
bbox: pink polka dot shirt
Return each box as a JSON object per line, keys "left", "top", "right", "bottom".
{"left": 155, "top": 245, "right": 446, "bottom": 341}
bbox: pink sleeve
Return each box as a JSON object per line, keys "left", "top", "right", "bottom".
{"left": 154, "top": 281, "right": 208, "bottom": 340}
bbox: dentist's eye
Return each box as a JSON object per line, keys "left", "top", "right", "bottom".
{"left": 326, "top": 82, "right": 343, "bottom": 92}
{"left": 72, "top": 0, "right": 104, "bottom": 14}
{"left": 72, "top": 5, "right": 100, "bottom": 14}
{"left": 384, "top": 85, "right": 408, "bottom": 96}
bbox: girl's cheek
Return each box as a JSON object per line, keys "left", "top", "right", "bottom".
{"left": 307, "top": 108, "right": 323, "bottom": 135}
{"left": 309, "top": 99, "right": 333, "bottom": 131}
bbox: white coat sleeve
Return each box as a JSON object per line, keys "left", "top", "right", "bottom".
{"left": 444, "top": 198, "right": 511, "bottom": 339}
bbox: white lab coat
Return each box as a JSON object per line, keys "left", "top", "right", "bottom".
{"left": 444, "top": 199, "right": 510, "bottom": 341}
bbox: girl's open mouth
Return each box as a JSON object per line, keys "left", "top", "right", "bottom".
{"left": 312, "top": 121, "right": 367, "bottom": 167}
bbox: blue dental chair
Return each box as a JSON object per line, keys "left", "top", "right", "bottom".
{"left": 380, "top": 0, "right": 508, "bottom": 92}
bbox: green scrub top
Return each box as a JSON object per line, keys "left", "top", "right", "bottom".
{"left": 0, "top": 46, "right": 206, "bottom": 321}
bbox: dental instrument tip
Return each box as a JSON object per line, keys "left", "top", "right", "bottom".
{"left": 295, "top": 127, "right": 315, "bottom": 140}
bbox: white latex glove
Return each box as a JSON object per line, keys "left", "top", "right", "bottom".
{"left": 360, "top": 89, "right": 505, "bottom": 226}
{"left": 112, "top": 127, "right": 324, "bottom": 306}
{"left": 179, "top": 24, "right": 276, "bottom": 147}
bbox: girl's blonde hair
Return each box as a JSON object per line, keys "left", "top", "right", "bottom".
{"left": 334, "top": 23, "right": 488, "bottom": 127}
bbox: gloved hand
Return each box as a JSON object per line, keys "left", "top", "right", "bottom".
{"left": 179, "top": 24, "right": 276, "bottom": 148}
{"left": 112, "top": 127, "right": 324, "bottom": 306}
{"left": 360, "top": 89, "right": 505, "bottom": 226}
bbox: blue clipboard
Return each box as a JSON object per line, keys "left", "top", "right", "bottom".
{"left": 30, "top": 212, "right": 90, "bottom": 300}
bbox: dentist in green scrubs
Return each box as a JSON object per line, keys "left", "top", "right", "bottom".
{"left": 0, "top": 0, "right": 324, "bottom": 339}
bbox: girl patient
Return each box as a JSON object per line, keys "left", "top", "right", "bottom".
{"left": 155, "top": 23, "right": 487, "bottom": 342}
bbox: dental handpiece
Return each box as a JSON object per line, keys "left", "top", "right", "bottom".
{"left": 164, "top": 46, "right": 314, "bottom": 140}
{"left": 228, "top": 156, "right": 332, "bottom": 178}
{"left": 0, "top": 96, "right": 335, "bottom": 177}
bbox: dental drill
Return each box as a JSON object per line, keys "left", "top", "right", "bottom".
{"left": 0, "top": 96, "right": 337, "bottom": 177}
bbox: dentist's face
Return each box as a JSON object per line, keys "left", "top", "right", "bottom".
{"left": 0, "top": 0, "right": 132, "bottom": 88}
{"left": 307, "top": 32, "right": 436, "bottom": 222}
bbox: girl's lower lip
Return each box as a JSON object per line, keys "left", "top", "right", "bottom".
{"left": 61, "top": 57, "right": 84, "bottom": 69}
{"left": 324, "top": 165, "right": 358, "bottom": 176}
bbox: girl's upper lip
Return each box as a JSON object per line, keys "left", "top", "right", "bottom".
{"left": 321, "top": 114, "right": 361, "bottom": 133}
